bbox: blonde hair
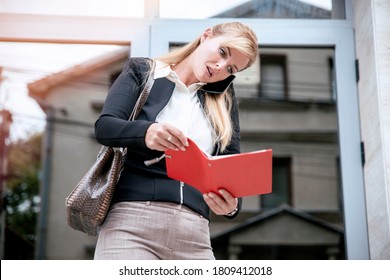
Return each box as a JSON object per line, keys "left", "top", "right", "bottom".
{"left": 157, "top": 22, "right": 258, "bottom": 151}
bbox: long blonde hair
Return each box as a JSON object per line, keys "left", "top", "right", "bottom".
{"left": 157, "top": 22, "right": 258, "bottom": 151}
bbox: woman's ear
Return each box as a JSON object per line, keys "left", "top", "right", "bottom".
{"left": 201, "top": 28, "right": 213, "bottom": 43}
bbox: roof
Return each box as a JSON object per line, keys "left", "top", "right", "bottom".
{"left": 28, "top": 47, "right": 129, "bottom": 100}
{"left": 212, "top": 205, "right": 344, "bottom": 244}
{"left": 212, "top": 0, "right": 331, "bottom": 19}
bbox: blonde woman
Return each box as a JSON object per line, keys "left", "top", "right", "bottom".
{"left": 94, "top": 22, "right": 258, "bottom": 260}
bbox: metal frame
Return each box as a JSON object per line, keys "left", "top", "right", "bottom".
{"left": 149, "top": 18, "right": 369, "bottom": 259}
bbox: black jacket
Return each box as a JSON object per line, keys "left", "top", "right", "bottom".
{"left": 95, "top": 57, "right": 242, "bottom": 219}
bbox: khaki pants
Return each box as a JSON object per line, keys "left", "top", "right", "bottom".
{"left": 94, "top": 201, "right": 215, "bottom": 260}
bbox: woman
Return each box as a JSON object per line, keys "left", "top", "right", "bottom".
{"left": 94, "top": 21, "right": 258, "bottom": 259}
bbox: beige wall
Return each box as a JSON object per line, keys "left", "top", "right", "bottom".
{"left": 42, "top": 61, "right": 126, "bottom": 259}
{"left": 236, "top": 47, "right": 339, "bottom": 214}
{"left": 352, "top": 0, "right": 390, "bottom": 259}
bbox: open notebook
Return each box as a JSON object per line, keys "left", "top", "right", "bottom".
{"left": 165, "top": 139, "right": 272, "bottom": 198}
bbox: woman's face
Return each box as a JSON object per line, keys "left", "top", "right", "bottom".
{"left": 191, "top": 30, "right": 250, "bottom": 84}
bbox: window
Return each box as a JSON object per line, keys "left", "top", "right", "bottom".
{"left": 261, "top": 157, "right": 291, "bottom": 208}
{"left": 259, "top": 54, "right": 288, "bottom": 99}
{"left": 258, "top": 48, "right": 335, "bottom": 102}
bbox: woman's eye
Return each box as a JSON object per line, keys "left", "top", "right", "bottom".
{"left": 227, "top": 67, "right": 233, "bottom": 74}
{"left": 219, "top": 48, "right": 226, "bottom": 57}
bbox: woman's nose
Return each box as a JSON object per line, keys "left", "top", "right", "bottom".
{"left": 216, "top": 62, "right": 225, "bottom": 71}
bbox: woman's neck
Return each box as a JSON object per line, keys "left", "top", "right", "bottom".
{"left": 171, "top": 56, "right": 199, "bottom": 86}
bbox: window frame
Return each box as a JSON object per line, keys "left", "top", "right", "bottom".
{"left": 261, "top": 157, "right": 292, "bottom": 209}
{"left": 259, "top": 54, "right": 289, "bottom": 100}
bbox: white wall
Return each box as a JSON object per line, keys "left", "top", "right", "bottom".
{"left": 352, "top": 0, "right": 390, "bottom": 259}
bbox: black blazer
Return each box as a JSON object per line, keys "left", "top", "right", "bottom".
{"left": 95, "top": 57, "right": 242, "bottom": 219}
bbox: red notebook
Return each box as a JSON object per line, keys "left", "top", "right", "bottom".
{"left": 165, "top": 139, "right": 272, "bottom": 198}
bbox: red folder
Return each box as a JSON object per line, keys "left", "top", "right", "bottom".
{"left": 165, "top": 139, "right": 272, "bottom": 198}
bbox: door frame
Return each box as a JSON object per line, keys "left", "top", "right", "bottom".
{"left": 149, "top": 18, "right": 369, "bottom": 259}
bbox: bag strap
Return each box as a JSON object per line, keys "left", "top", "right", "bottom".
{"left": 116, "top": 59, "right": 156, "bottom": 156}
{"left": 129, "top": 59, "right": 156, "bottom": 121}
{"left": 98, "top": 60, "right": 156, "bottom": 158}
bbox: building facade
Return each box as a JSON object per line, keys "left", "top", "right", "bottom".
{"left": 0, "top": 0, "right": 389, "bottom": 259}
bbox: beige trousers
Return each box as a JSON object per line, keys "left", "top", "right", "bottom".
{"left": 93, "top": 201, "right": 215, "bottom": 260}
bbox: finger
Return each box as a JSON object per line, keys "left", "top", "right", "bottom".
{"left": 165, "top": 133, "right": 185, "bottom": 151}
{"left": 173, "top": 133, "right": 189, "bottom": 148}
{"left": 203, "top": 194, "right": 222, "bottom": 215}
{"left": 163, "top": 134, "right": 180, "bottom": 151}
{"left": 146, "top": 123, "right": 186, "bottom": 151}
{"left": 165, "top": 130, "right": 188, "bottom": 151}
{"left": 204, "top": 191, "right": 238, "bottom": 215}
{"left": 203, "top": 193, "right": 226, "bottom": 215}
{"left": 218, "top": 189, "right": 238, "bottom": 208}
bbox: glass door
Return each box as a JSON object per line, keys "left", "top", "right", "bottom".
{"left": 150, "top": 19, "right": 368, "bottom": 259}
{"left": 236, "top": 46, "right": 342, "bottom": 259}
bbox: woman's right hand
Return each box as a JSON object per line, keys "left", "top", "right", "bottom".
{"left": 145, "top": 123, "right": 189, "bottom": 152}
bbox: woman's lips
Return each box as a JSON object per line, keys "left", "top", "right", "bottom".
{"left": 206, "top": 66, "right": 212, "bottom": 77}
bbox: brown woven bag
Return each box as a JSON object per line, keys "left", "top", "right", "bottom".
{"left": 65, "top": 147, "right": 124, "bottom": 235}
{"left": 65, "top": 60, "right": 155, "bottom": 236}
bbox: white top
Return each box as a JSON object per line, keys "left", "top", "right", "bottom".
{"left": 154, "top": 60, "right": 215, "bottom": 154}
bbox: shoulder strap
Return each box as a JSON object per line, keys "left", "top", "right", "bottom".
{"left": 129, "top": 59, "right": 156, "bottom": 121}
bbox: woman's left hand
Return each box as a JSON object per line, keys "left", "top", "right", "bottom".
{"left": 203, "top": 189, "right": 238, "bottom": 216}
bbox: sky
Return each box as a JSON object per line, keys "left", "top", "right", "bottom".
{"left": 0, "top": 0, "right": 332, "bottom": 140}
{"left": 0, "top": 43, "right": 126, "bottom": 140}
{"left": 0, "top": 0, "right": 331, "bottom": 18}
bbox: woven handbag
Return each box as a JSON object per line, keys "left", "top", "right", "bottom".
{"left": 65, "top": 60, "right": 155, "bottom": 236}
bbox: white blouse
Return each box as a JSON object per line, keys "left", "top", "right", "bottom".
{"left": 154, "top": 60, "right": 215, "bottom": 155}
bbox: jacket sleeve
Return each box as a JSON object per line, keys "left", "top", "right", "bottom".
{"left": 94, "top": 57, "right": 154, "bottom": 149}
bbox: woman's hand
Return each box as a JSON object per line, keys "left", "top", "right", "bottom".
{"left": 145, "top": 123, "right": 188, "bottom": 152}
{"left": 203, "top": 189, "right": 238, "bottom": 216}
